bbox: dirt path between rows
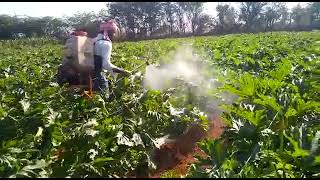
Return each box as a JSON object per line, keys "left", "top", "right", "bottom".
{"left": 149, "top": 115, "right": 225, "bottom": 178}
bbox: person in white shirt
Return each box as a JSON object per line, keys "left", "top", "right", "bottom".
{"left": 93, "top": 20, "right": 130, "bottom": 92}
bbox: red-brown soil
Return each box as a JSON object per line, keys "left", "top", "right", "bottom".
{"left": 149, "top": 115, "right": 226, "bottom": 178}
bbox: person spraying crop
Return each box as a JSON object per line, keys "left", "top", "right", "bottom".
{"left": 93, "top": 19, "right": 130, "bottom": 92}
{"left": 57, "top": 19, "right": 130, "bottom": 97}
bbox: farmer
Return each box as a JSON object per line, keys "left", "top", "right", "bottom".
{"left": 93, "top": 19, "right": 130, "bottom": 92}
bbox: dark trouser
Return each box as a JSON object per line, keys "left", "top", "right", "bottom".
{"left": 93, "top": 55, "right": 108, "bottom": 92}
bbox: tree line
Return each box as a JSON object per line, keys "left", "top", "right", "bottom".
{"left": 0, "top": 2, "right": 319, "bottom": 41}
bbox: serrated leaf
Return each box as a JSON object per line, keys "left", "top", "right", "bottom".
{"left": 254, "top": 95, "right": 282, "bottom": 112}
{"left": 284, "top": 133, "right": 309, "bottom": 157}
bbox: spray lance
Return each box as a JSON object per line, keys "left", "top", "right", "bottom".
{"left": 112, "top": 59, "right": 151, "bottom": 85}
{"left": 104, "top": 59, "right": 151, "bottom": 101}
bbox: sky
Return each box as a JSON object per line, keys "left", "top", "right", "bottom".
{"left": 0, "top": 2, "right": 309, "bottom": 18}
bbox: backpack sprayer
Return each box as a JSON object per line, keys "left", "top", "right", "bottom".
{"left": 57, "top": 33, "right": 95, "bottom": 97}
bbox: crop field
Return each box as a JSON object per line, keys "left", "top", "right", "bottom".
{"left": 0, "top": 32, "right": 320, "bottom": 178}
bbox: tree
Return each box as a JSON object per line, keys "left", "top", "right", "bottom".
{"left": 43, "top": 17, "right": 69, "bottom": 39}
{"left": 191, "top": 2, "right": 204, "bottom": 35}
{"left": 216, "top": 4, "right": 229, "bottom": 27}
{"left": 239, "top": 2, "right": 268, "bottom": 32}
{"left": 0, "top": 15, "right": 15, "bottom": 38}
{"left": 216, "top": 3, "right": 237, "bottom": 33}
{"left": 108, "top": 2, "right": 137, "bottom": 39}
{"left": 308, "top": 2, "right": 320, "bottom": 26}
{"left": 196, "top": 14, "right": 214, "bottom": 34}
{"left": 291, "top": 4, "right": 312, "bottom": 29}
{"left": 278, "top": 4, "right": 289, "bottom": 27}
{"left": 175, "top": 2, "right": 187, "bottom": 34}
{"left": 263, "top": 3, "right": 283, "bottom": 30}
{"left": 65, "top": 11, "right": 98, "bottom": 37}
{"left": 163, "top": 2, "right": 176, "bottom": 35}
{"left": 181, "top": 2, "right": 204, "bottom": 35}
{"left": 96, "top": 8, "right": 109, "bottom": 21}
{"left": 142, "top": 2, "right": 162, "bottom": 36}
{"left": 291, "top": 4, "right": 304, "bottom": 26}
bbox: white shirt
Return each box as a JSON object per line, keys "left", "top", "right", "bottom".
{"left": 94, "top": 33, "right": 117, "bottom": 72}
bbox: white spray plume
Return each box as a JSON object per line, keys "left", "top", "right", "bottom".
{"left": 143, "top": 45, "right": 238, "bottom": 118}
{"left": 144, "top": 46, "right": 201, "bottom": 90}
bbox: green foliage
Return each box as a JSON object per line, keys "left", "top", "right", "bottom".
{"left": 187, "top": 31, "right": 320, "bottom": 178}
{"left": 0, "top": 37, "right": 206, "bottom": 177}
{"left": 1, "top": 31, "right": 320, "bottom": 178}
{"left": 160, "top": 169, "right": 181, "bottom": 178}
